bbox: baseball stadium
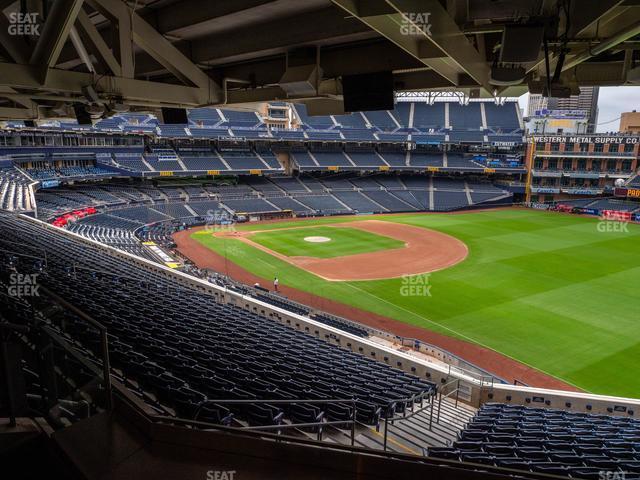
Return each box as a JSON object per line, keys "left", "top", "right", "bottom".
{"left": 1, "top": 1, "right": 640, "bottom": 480}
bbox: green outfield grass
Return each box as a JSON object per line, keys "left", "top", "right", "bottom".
{"left": 191, "top": 209, "right": 640, "bottom": 398}
{"left": 249, "top": 226, "right": 404, "bottom": 258}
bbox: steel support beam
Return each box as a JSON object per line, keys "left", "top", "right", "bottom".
{"left": 568, "top": 0, "right": 626, "bottom": 38}
{"left": 0, "top": 62, "right": 215, "bottom": 107}
{"left": 331, "top": 0, "right": 492, "bottom": 93}
{"left": 30, "top": 0, "right": 84, "bottom": 70}
{"left": 385, "top": 0, "right": 493, "bottom": 93}
{"left": 0, "top": 106, "right": 37, "bottom": 119}
{"left": 87, "top": 0, "right": 134, "bottom": 77}
{"left": 139, "top": 0, "right": 283, "bottom": 38}
{"left": 90, "top": 0, "right": 217, "bottom": 93}
{"left": 562, "top": 21, "right": 640, "bottom": 73}
{"left": 527, "top": 2, "right": 633, "bottom": 76}
{"left": 0, "top": 13, "right": 31, "bottom": 64}
{"left": 75, "top": 8, "right": 122, "bottom": 76}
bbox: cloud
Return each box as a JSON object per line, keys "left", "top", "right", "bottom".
{"left": 596, "top": 87, "right": 640, "bottom": 132}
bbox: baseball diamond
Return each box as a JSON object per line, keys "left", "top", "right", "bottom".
{"left": 177, "top": 208, "right": 640, "bottom": 398}
{"left": 2, "top": 4, "right": 640, "bottom": 475}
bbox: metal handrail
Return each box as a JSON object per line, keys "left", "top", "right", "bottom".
{"left": 193, "top": 398, "right": 359, "bottom": 444}
{"left": 38, "top": 286, "right": 113, "bottom": 410}
{"left": 440, "top": 377, "right": 461, "bottom": 391}
{"left": 381, "top": 394, "right": 437, "bottom": 452}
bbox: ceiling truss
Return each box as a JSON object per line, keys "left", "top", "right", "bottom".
{"left": 0, "top": 0, "right": 637, "bottom": 120}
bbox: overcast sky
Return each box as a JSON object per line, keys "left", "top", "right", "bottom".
{"left": 518, "top": 86, "right": 640, "bottom": 133}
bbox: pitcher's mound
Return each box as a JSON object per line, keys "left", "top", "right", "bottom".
{"left": 304, "top": 236, "right": 332, "bottom": 243}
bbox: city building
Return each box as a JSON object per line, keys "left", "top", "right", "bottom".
{"left": 525, "top": 133, "right": 639, "bottom": 202}
{"left": 527, "top": 87, "right": 600, "bottom": 133}
{"left": 620, "top": 111, "right": 640, "bottom": 133}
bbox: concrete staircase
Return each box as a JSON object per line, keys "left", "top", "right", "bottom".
{"left": 322, "top": 397, "right": 476, "bottom": 457}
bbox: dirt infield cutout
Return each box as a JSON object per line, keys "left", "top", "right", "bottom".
{"left": 216, "top": 220, "right": 468, "bottom": 281}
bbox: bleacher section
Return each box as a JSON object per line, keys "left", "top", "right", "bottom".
{"left": 581, "top": 198, "right": 640, "bottom": 212}
{"left": 66, "top": 223, "right": 159, "bottom": 262}
{"left": 0, "top": 166, "right": 34, "bottom": 211}
{"left": 449, "top": 103, "right": 482, "bottom": 130}
{"left": 332, "top": 191, "right": 386, "bottom": 212}
{"left": 433, "top": 191, "right": 469, "bottom": 211}
{"left": 484, "top": 103, "right": 521, "bottom": 132}
{"left": 219, "top": 108, "right": 261, "bottom": 128}
{"left": 24, "top": 173, "right": 511, "bottom": 224}
{"left": 0, "top": 101, "right": 524, "bottom": 183}
{"left": 428, "top": 403, "right": 640, "bottom": 478}
{"left": 25, "top": 165, "right": 116, "bottom": 180}
{"left": 112, "top": 153, "right": 153, "bottom": 172}
{"left": 412, "top": 102, "right": 445, "bottom": 129}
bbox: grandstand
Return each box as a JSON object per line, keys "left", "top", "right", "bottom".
{"left": 429, "top": 403, "right": 640, "bottom": 477}
{"left": 0, "top": 0, "right": 639, "bottom": 476}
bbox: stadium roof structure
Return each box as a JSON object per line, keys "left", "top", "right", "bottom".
{"left": 0, "top": 0, "right": 638, "bottom": 120}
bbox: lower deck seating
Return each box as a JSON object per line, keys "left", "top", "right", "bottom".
{"left": 265, "top": 196, "right": 311, "bottom": 213}
{"left": 0, "top": 167, "right": 33, "bottom": 211}
{"left": 30, "top": 174, "right": 511, "bottom": 222}
{"left": 362, "top": 190, "right": 417, "bottom": 211}
{"left": 433, "top": 191, "right": 469, "bottom": 211}
{"left": 311, "top": 314, "right": 369, "bottom": 338}
{"left": 221, "top": 198, "right": 278, "bottom": 213}
{"left": 294, "top": 195, "right": 350, "bottom": 214}
{"left": 312, "top": 152, "right": 353, "bottom": 167}
{"left": 67, "top": 223, "right": 158, "bottom": 262}
{"left": 332, "top": 191, "right": 385, "bottom": 212}
{"left": 0, "top": 214, "right": 437, "bottom": 429}
{"left": 392, "top": 190, "right": 427, "bottom": 210}
{"left": 585, "top": 199, "right": 640, "bottom": 212}
{"left": 429, "top": 403, "right": 640, "bottom": 479}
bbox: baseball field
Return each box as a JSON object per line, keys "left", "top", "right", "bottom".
{"left": 185, "top": 209, "right": 640, "bottom": 398}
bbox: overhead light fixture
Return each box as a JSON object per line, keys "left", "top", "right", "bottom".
{"left": 85, "top": 103, "right": 105, "bottom": 118}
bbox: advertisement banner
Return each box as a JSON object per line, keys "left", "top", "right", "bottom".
{"left": 555, "top": 204, "right": 574, "bottom": 213}
{"left": 576, "top": 208, "right": 599, "bottom": 216}
{"left": 41, "top": 179, "right": 60, "bottom": 188}
{"left": 601, "top": 210, "right": 632, "bottom": 222}
{"left": 626, "top": 188, "right": 640, "bottom": 199}
{"left": 614, "top": 187, "right": 628, "bottom": 197}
